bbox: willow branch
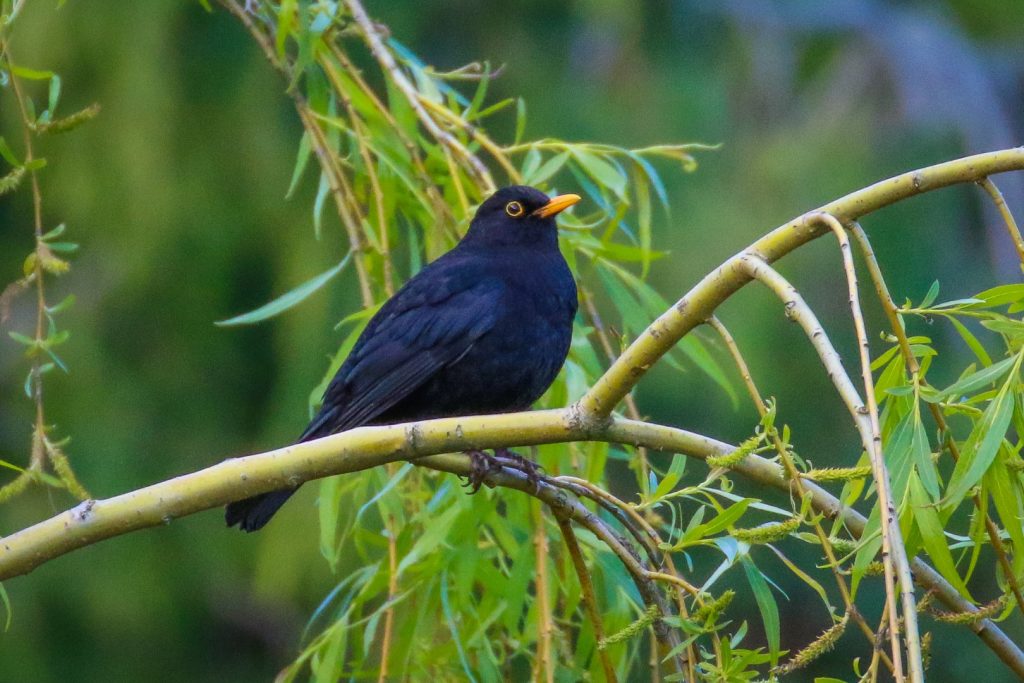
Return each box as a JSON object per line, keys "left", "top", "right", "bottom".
{"left": 581, "top": 288, "right": 653, "bottom": 485}
{"left": 811, "top": 211, "right": 921, "bottom": 682}
{"left": 2, "top": 408, "right": 1020, "bottom": 675}
{"left": 0, "top": 40, "right": 89, "bottom": 499}
{"left": 736, "top": 253, "right": 907, "bottom": 679}
{"left": 849, "top": 222, "right": 1024, "bottom": 613}
{"left": 578, "top": 147, "right": 1024, "bottom": 419}
{"left": 344, "top": 0, "right": 495, "bottom": 191}
{"left": 219, "top": 0, "right": 375, "bottom": 307}
{"left": 705, "top": 315, "right": 894, "bottom": 674}
{"left": 3, "top": 39, "right": 46, "bottom": 475}
{"left": 533, "top": 503, "right": 555, "bottom": 683}
{"left": 977, "top": 178, "right": 1024, "bottom": 266}
{"left": 555, "top": 517, "right": 619, "bottom": 683}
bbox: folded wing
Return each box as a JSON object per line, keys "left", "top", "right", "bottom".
{"left": 300, "top": 263, "right": 502, "bottom": 441}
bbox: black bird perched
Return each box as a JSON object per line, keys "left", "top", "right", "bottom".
{"left": 226, "top": 186, "right": 580, "bottom": 531}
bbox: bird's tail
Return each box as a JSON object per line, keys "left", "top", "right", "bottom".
{"left": 225, "top": 487, "right": 297, "bottom": 532}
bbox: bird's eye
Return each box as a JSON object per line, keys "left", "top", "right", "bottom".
{"left": 505, "top": 201, "right": 525, "bottom": 218}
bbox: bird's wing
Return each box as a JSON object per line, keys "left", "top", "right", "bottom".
{"left": 300, "top": 261, "right": 502, "bottom": 441}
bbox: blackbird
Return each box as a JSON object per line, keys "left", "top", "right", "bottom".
{"left": 226, "top": 186, "right": 580, "bottom": 531}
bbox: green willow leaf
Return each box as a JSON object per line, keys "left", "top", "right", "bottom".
{"left": 931, "top": 355, "right": 1015, "bottom": 401}
{"left": 985, "top": 448, "right": 1024, "bottom": 578}
{"left": 945, "top": 384, "right": 1015, "bottom": 509}
{"left": 973, "top": 283, "right": 1024, "bottom": 308}
{"left": 571, "top": 148, "right": 627, "bottom": 200}
{"left": 524, "top": 150, "right": 569, "bottom": 186}
{"left": 949, "top": 316, "right": 994, "bottom": 366}
{"left": 514, "top": 98, "right": 526, "bottom": 145}
{"left": 741, "top": 555, "right": 781, "bottom": 668}
{"left": 285, "top": 131, "right": 312, "bottom": 199}
{"left": 396, "top": 500, "right": 463, "bottom": 577}
{"left": 0, "top": 137, "right": 21, "bottom": 166}
{"left": 215, "top": 253, "right": 352, "bottom": 326}
{"left": 912, "top": 413, "right": 941, "bottom": 501}
{"left": 670, "top": 499, "right": 752, "bottom": 550}
{"left": 851, "top": 507, "right": 882, "bottom": 597}
{"left": 0, "top": 581, "right": 10, "bottom": 631}
{"left": 920, "top": 280, "right": 940, "bottom": 308}
{"left": 634, "top": 165, "right": 652, "bottom": 278}
{"left": 10, "top": 64, "right": 53, "bottom": 80}
{"left": 910, "top": 474, "right": 972, "bottom": 599}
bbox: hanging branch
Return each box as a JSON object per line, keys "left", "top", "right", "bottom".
{"left": 344, "top": 0, "right": 496, "bottom": 190}
{"left": 0, "top": 37, "right": 91, "bottom": 502}
{"left": 705, "top": 315, "right": 895, "bottom": 675}
{"left": 555, "top": 517, "right": 619, "bottom": 683}
{"left": 812, "top": 211, "right": 923, "bottom": 682}
{"left": 217, "top": 0, "right": 376, "bottom": 307}
{"left": 735, "top": 253, "right": 910, "bottom": 680}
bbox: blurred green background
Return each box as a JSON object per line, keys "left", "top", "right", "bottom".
{"left": 2, "top": 1, "right": 1023, "bottom": 680}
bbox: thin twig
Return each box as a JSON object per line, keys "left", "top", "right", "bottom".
{"left": 296, "top": 106, "right": 375, "bottom": 308}
{"left": 0, "top": 40, "right": 89, "bottom": 499}
{"left": 336, "top": 88, "right": 395, "bottom": 296}
{"left": 581, "top": 289, "right": 653, "bottom": 486}
{"left": 533, "top": 504, "right": 555, "bottom": 683}
{"left": 377, "top": 509, "right": 398, "bottom": 682}
{"left": 219, "top": 0, "right": 375, "bottom": 307}
{"left": 555, "top": 516, "right": 618, "bottom": 683}
{"left": 344, "top": 0, "right": 495, "bottom": 191}
{"left": 323, "top": 45, "right": 454, "bottom": 224}
{"left": 977, "top": 177, "right": 1024, "bottom": 266}
{"left": 6, "top": 41, "right": 47, "bottom": 467}
{"left": 418, "top": 96, "right": 522, "bottom": 182}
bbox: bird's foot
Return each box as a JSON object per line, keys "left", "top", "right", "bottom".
{"left": 461, "top": 448, "right": 543, "bottom": 494}
{"left": 462, "top": 449, "right": 501, "bottom": 494}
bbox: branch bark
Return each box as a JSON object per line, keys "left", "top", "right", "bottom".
{"left": 2, "top": 410, "right": 1022, "bottom": 676}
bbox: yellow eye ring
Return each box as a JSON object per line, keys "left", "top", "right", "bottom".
{"left": 505, "top": 201, "right": 525, "bottom": 218}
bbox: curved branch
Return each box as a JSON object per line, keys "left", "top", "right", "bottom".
{"left": 578, "top": 147, "right": 1024, "bottom": 418}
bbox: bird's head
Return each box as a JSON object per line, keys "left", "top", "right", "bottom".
{"left": 463, "top": 186, "right": 580, "bottom": 248}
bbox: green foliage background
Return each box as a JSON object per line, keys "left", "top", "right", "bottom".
{"left": 2, "top": 1, "right": 1024, "bottom": 680}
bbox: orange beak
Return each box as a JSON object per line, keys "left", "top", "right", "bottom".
{"left": 532, "top": 193, "right": 581, "bottom": 218}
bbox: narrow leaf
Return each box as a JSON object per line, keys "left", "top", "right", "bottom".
{"left": 741, "top": 555, "right": 781, "bottom": 667}
{"left": 215, "top": 253, "right": 351, "bottom": 326}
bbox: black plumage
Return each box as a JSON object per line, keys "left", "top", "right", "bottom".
{"left": 226, "top": 186, "right": 580, "bottom": 531}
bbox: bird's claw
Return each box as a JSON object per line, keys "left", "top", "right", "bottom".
{"left": 461, "top": 448, "right": 543, "bottom": 495}
{"left": 462, "top": 450, "right": 498, "bottom": 493}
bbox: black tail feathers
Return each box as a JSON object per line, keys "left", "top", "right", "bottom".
{"left": 225, "top": 487, "right": 297, "bottom": 532}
